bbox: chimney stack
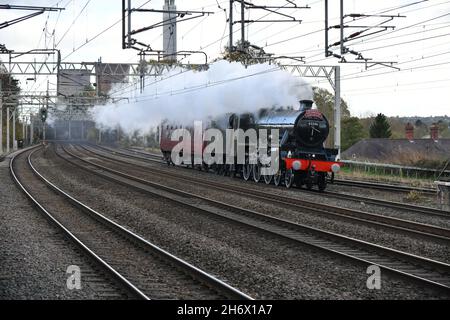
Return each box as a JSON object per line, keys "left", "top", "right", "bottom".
{"left": 430, "top": 123, "right": 439, "bottom": 141}
{"left": 299, "top": 99, "right": 313, "bottom": 111}
{"left": 405, "top": 122, "right": 414, "bottom": 141}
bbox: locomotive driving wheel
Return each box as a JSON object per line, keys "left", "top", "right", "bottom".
{"left": 242, "top": 159, "right": 252, "bottom": 181}
{"left": 253, "top": 163, "right": 261, "bottom": 182}
{"left": 273, "top": 170, "right": 283, "bottom": 186}
{"left": 285, "top": 169, "right": 294, "bottom": 188}
{"left": 318, "top": 173, "right": 327, "bottom": 192}
{"left": 263, "top": 172, "right": 272, "bottom": 184}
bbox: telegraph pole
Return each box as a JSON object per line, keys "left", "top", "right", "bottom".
{"left": 12, "top": 107, "right": 16, "bottom": 150}
{"left": 24, "top": 115, "right": 27, "bottom": 144}
{"left": 21, "top": 106, "right": 24, "bottom": 147}
{"left": 44, "top": 80, "right": 49, "bottom": 141}
{"left": 334, "top": 66, "right": 341, "bottom": 159}
{"left": 29, "top": 114, "right": 33, "bottom": 145}
{"left": 6, "top": 106, "right": 9, "bottom": 153}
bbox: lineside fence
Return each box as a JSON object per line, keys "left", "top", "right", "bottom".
{"left": 341, "top": 160, "right": 450, "bottom": 180}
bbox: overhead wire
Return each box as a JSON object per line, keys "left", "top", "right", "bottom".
{"left": 20, "top": 0, "right": 449, "bottom": 114}
{"left": 112, "top": 0, "right": 448, "bottom": 103}
{"left": 61, "top": 0, "right": 152, "bottom": 61}
{"left": 55, "top": 0, "right": 91, "bottom": 48}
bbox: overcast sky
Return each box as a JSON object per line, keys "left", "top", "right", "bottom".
{"left": 1, "top": 0, "right": 450, "bottom": 117}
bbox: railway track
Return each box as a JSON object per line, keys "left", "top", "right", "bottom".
{"left": 333, "top": 178, "right": 436, "bottom": 195}
{"left": 11, "top": 145, "right": 252, "bottom": 300}
{"left": 58, "top": 143, "right": 450, "bottom": 293}
{"left": 125, "top": 147, "right": 163, "bottom": 159}
{"left": 92, "top": 143, "right": 163, "bottom": 162}
{"left": 309, "top": 189, "right": 448, "bottom": 218}
{"left": 77, "top": 143, "right": 450, "bottom": 242}
{"left": 89, "top": 143, "right": 448, "bottom": 218}
{"left": 93, "top": 144, "right": 437, "bottom": 196}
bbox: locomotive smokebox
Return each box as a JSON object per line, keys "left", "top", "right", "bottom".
{"left": 299, "top": 99, "right": 313, "bottom": 111}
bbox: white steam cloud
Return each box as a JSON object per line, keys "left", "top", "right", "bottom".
{"left": 92, "top": 60, "right": 312, "bottom": 134}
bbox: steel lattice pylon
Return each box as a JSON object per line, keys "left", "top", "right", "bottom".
{"left": 281, "top": 64, "right": 341, "bottom": 157}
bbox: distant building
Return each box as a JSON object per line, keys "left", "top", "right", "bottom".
{"left": 57, "top": 69, "right": 90, "bottom": 97}
{"left": 96, "top": 63, "right": 130, "bottom": 95}
{"left": 342, "top": 124, "right": 450, "bottom": 164}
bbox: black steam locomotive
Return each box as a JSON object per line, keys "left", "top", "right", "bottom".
{"left": 160, "top": 100, "right": 341, "bottom": 191}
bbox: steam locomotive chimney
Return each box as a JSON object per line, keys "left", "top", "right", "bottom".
{"left": 405, "top": 122, "right": 414, "bottom": 141}
{"left": 430, "top": 123, "right": 439, "bottom": 141}
{"left": 299, "top": 99, "right": 313, "bottom": 111}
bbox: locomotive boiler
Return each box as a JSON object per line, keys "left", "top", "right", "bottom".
{"left": 159, "top": 99, "right": 341, "bottom": 191}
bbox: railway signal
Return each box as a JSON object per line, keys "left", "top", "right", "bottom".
{"left": 40, "top": 107, "right": 47, "bottom": 122}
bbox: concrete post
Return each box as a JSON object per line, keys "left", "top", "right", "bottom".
{"left": 6, "top": 106, "right": 9, "bottom": 153}
{"left": 13, "top": 108, "right": 16, "bottom": 150}
{"left": 30, "top": 115, "right": 33, "bottom": 145}
{"left": 24, "top": 116, "right": 27, "bottom": 144}
{"left": 334, "top": 66, "right": 341, "bottom": 159}
{"left": 22, "top": 115, "right": 25, "bottom": 146}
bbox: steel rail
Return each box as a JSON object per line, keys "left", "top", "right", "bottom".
{"left": 316, "top": 190, "right": 448, "bottom": 218}
{"left": 58, "top": 144, "right": 450, "bottom": 293}
{"left": 90, "top": 143, "right": 163, "bottom": 161}
{"left": 13, "top": 146, "right": 252, "bottom": 300}
{"left": 333, "top": 178, "right": 436, "bottom": 194}
{"left": 88, "top": 143, "right": 447, "bottom": 218}
{"left": 10, "top": 146, "right": 150, "bottom": 300}
{"left": 77, "top": 144, "right": 450, "bottom": 242}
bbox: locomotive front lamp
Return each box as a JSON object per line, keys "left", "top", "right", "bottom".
{"left": 331, "top": 163, "right": 341, "bottom": 173}
{"left": 292, "top": 160, "right": 302, "bottom": 171}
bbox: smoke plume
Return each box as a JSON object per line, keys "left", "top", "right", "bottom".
{"left": 92, "top": 60, "right": 312, "bottom": 134}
